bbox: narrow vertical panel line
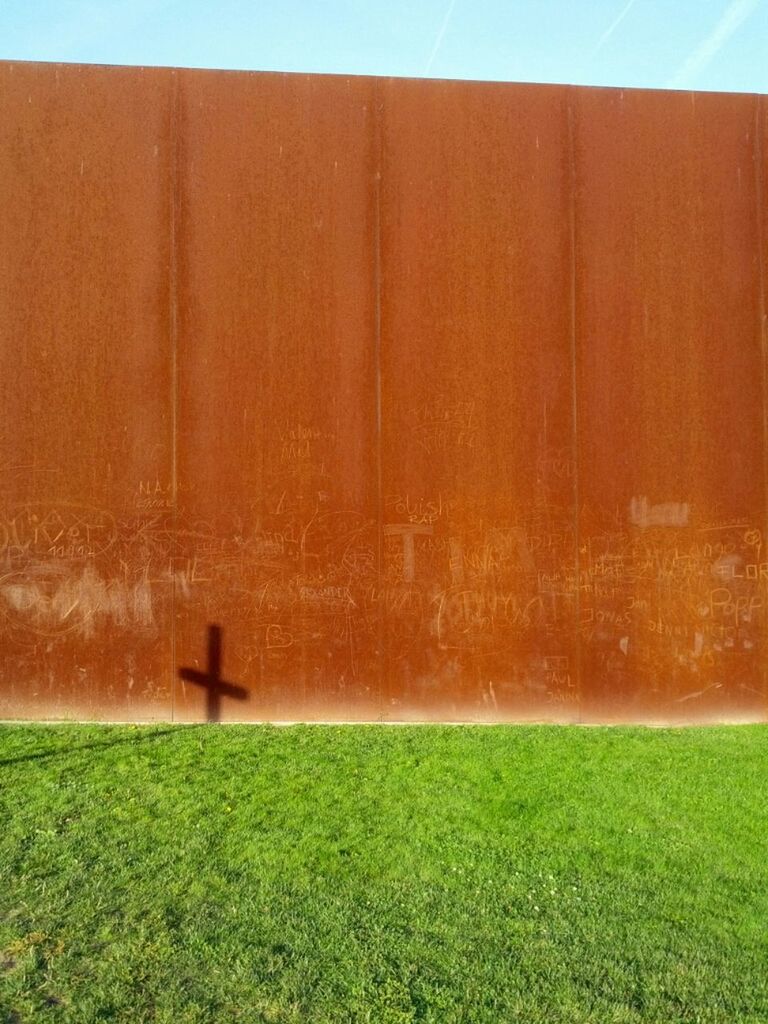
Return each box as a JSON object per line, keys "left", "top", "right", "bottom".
{"left": 169, "top": 70, "right": 180, "bottom": 722}
{"left": 566, "top": 89, "right": 583, "bottom": 724}
{"left": 754, "top": 94, "right": 768, "bottom": 718}
{"left": 372, "top": 79, "right": 385, "bottom": 721}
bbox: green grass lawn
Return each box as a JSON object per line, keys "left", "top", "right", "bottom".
{"left": 1, "top": 723, "right": 767, "bottom": 1023}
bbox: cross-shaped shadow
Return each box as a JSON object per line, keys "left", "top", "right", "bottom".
{"left": 179, "top": 624, "right": 248, "bottom": 723}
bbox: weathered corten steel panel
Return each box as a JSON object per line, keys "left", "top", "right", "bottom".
{"left": 0, "top": 61, "right": 175, "bottom": 721}
{"left": 378, "top": 79, "right": 578, "bottom": 721}
{"left": 1, "top": 59, "right": 767, "bottom": 723}
{"left": 173, "top": 70, "right": 380, "bottom": 722}
{"left": 572, "top": 87, "right": 768, "bottom": 721}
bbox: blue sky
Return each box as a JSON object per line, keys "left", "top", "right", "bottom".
{"left": 0, "top": 0, "right": 766, "bottom": 93}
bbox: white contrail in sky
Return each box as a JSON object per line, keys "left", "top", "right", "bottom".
{"left": 667, "top": 0, "right": 761, "bottom": 87}
{"left": 591, "top": 0, "right": 640, "bottom": 57}
{"left": 423, "top": 0, "right": 458, "bottom": 76}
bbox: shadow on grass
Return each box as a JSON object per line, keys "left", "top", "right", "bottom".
{"left": 2, "top": 625, "right": 247, "bottom": 766}
{"left": 0, "top": 725, "right": 203, "bottom": 768}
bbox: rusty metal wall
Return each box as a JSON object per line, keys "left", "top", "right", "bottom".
{"left": 573, "top": 88, "right": 767, "bottom": 722}
{"left": 173, "top": 71, "right": 380, "bottom": 723}
{"left": 1, "top": 60, "right": 766, "bottom": 723}
{"left": 378, "top": 79, "right": 576, "bottom": 721}
{"left": 0, "top": 62, "right": 175, "bottom": 721}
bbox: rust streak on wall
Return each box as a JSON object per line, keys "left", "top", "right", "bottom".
{"left": 1, "top": 60, "right": 766, "bottom": 723}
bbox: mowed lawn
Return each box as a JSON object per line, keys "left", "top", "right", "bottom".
{"left": 1, "top": 724, "right": 767, "bottom": 1023}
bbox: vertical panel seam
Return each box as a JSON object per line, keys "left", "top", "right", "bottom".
{"left": 566, "top": 89, "right": 583, "bottom": 724}
{"left": 169, "top": 70, "right": 180, "bottom": 722}
{"left": 755, "top": 93, "right": 768, "bottom": 717}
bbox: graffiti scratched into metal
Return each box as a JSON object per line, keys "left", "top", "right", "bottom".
{"left": 0, "top": 60, "right": 766, "bottom": 723}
